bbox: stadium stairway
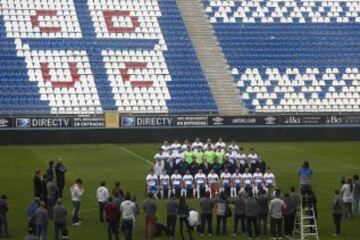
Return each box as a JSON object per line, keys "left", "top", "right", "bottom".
{"left": 176, "top": 0, "right": 247, "bottom": 115}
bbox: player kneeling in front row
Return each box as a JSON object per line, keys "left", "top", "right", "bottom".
{"left": 231, "top": 168, "right": 242, "bottom": 197}
{"left": 207, "top": 169, "right": 220, "bottom": 198}
{"left": 146, "top": 169, "right": 159, "bottom": 199}
{"left": 171, "top": 169, "right": 183, "bottom": 198}
{"left": 195, "top": 169, "right": 208, "bottom": 198}
{"left": 182, "top": 170, "right": 195, "bottom": 198}
{"left": 159, "top": 169, "right": 170, "bottom": 199}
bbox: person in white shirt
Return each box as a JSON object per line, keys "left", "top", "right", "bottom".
{"left": 204, "top": 138, "right": 215, "bottom": 150}
{"left": 207, "top": 169, "right": 220, "bottom": 198}
{"left": 171, "top": 169, "right": 183, "bottom": 198}
{"left": 220, "top": 168, "right": 232, "bottom": 197}
{"left": 182, "top": 170, "right": 195, "bottom": 198}
{"left": 247, "top": 148, "right": 258, "bottom": 173}
{"left": 146, "top": 169, "right": 159, "bottom": 199}
{"left": 235, "top": 147, "right": 247, "bottom": 173}
{"left": 70, "top": 178, "right": 84, "bottom": 225}
{"left": 215, "top": 137, "right": 226, "bottom": 150}
{"left": 161, "top": 141, "right": 171, "bottom": 157}
{"left": 242, "top": 168, "right": 253, "bottom": 192}
{"left": 170, "top": 140, "right": 182, "bottom": 155}
{"left": 253, "top": 168, "right": 264, "bottom": 188}
{"left": 192, "top": 137, "right": 204, "bottom": 152}
{"left": 194, "top": 169, "right": 207, "bottom": 198}
{"left": 120, "top": 192, "right": 136, "bottom": 239}
{"left": 231, "top": 168, "right": 242, "bottom": 197}
{"left": 96, "top": 181, "right": 109, "bottom": 223}
{"left": 263, "top": 167, "right": 276, "bottom": 190}
{"left": 227, "top": 141, "right": 239, "bottom": 154}
{"left": 154, "top": 159, "right": 164, "bottom": 177}
{"left": 181, "top": 139, "right": 190, "bottom": 152}
{"left": 225, "top": 149, "right": 236, "bottom": 165}
{"left": 159, "top": 169, "right": 170, "bottom": 199}
{"left": 154, "top": 149, "right": 168, "bottom": 164}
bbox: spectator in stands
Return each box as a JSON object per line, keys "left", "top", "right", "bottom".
{"left": 105, "top": 197, "right": 119, "bottom": 240}
{"left": 200, "top": 191, "right": 214, "bottom": 237}
{"left": 46, "top": 160, "right": 55, "bottom": 181}
{"left": 166, "top": 193, "right": 178, "bottom": 237}
{"left": 352, "top": 175, "right": 360, "bottom": 215}
{"left": 27, "top": 197, "right": 40, "bottom": 235}
{"left": 33, "top": 170, "right": 42, "bottom": 198}
{"left": 46, "top": 176, "right": 58, "bottom": 219}
{"left": 24, "top": 228, "right": 36, "bottom": 240}
{"left": 0, "top": 194, "right": 9, "bottom": 238}
{"left": 143, "top": 192, "right": 157, "bottom": 239}
{"left": 341, "top": 177, "right": 353, "bottom": 219}
{"left": 284, "top": 192, "right": 296, "bottom": 236}
{"left": 112, "top": 182, "right": 124, "bottom": 199}
{"left": 97, "top": 181, "right": 110, "bottom": 223}
{"left": 70, "top": 178, "right": 84, "bottom": 226}
{"left": 121, "top": 192, "right": 136, "bottom": 240}
{"left": 232, "top": 192, "right": 246, "bottom": 237}
{"left": 269, "top": 189, "right": 286, "bottom": 239}
{"left": 245, "top": 191, "right": 259, "bottom": 238}
{"left": 298, "top": 161, "right": 313, "bottom": 194}
{"left": 35, "top": 201, "right": 48, "bottom": 240}
{"left": 332, "top": 189, "right": 344, "bottom": 236}
{"left": 257, "top": 189, "right": 269, "bottom": 235}
{"left": 178, "top": 197, "right": 193, "bottom": 240}
{"left": 53, "top": 198, "right": 67, "bottom": 240}
{"left": 55, "top": 159, "right": 67, "bottom": 198}
{"left": 215, "top": 191, "right": 229, "bottom": 236}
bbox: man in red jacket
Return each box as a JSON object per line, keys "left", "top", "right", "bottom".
{"left": 105, "top": 197, "right": 119, "bottom": 240}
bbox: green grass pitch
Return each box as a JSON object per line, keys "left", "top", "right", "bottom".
{"left": 0, "top": 141, "right": 359, "bottom": 240}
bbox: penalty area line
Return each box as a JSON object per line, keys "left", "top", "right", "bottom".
{"left": 119, "top": 146, "right": 154, "bottom": 166}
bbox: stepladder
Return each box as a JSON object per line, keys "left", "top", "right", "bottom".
{"left": 293, "top": 199, "right": 319, "bottom": 240}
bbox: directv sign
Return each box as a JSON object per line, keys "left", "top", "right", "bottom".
{"left": 15, "top": 117, "right": 73, "bottom": 128}
{"left": 121, "top": 116, "right": 175, "bottom": 127}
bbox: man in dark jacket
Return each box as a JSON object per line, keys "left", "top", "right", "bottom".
{"left": 0, "top": 194, "right": 9, "bottom": 237}
{"left": 332, "top": 189, "right": 343, "bottom": 236}
{"left": 189, "top": 159, "right": 199, "bottom": 177}
{"left": 232, "top": 192, "right": 246, "bottom": 236}
{"left": 55, "top": 159, "right": 67, "bottom": 198}
{"left": 166, "top": 193, "right": 178, "bottom": 237}
{"left": 54, "top": 199, "right": 67, "bottom": 240}
{"left": 35, "top": 201, "right": 48, "bottom": 240}
{"left": 284, "top": 192, "right": 297, "bottom": 236}
{"left": 105, "top": 197, "right": 119, "bottom": 240}
{"left": 245, "top": 191, "right": 259, "bottom": 238}
{"left": 46, "top": 161, "right": 54, "bottom": 181}
{"left": 47, "top": 177, "right": 58, "bottom": 219}
{"left": 257, "top": 189, "right": 269, "bottom": 235}
{"left": 40, "top": 174, "right": 48, "bottom": 204}
{"left": 200, "top": 191, "right": 214, "bottom": 236}
{"left": 27, "top": 198, "right": 40, "bottom": 235}
{"left": 33, "top": 170, "right": 42, "bottom": 198}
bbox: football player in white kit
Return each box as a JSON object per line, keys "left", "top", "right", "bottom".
{"left": 159, "top": 169, "right": 170, "bottom": 199}
{"left": 171, "top": 169, "right": 183, "bottom": 198}
{"left": 207, "top": 169, "right": 220, "bottom": 198}
{"left": 235, "top": 147, "right": 247, "bottom": 173}
{"left": 231, "top": 168, "right": 242, "bottom": 197}
{"left": 204, "top": 138, "right": 215, "bottom": 150}
{"left": 252, "top": 168, "right": 264, "bottom": 188}
{"left": 182, "top": 170, "right": 195, "bottom": 198}
{"left": 194, "top": 169, "right": 208, "bottom": 198}
{"left": 154, "top": 148, "right": 168, "bottom": 164}
{"left": 263, "top": 167, "right": 276, "bottom": 192}
{"left": 215, "top": 137, "right": 226, "bottom": 150}
{"left": 220, "top": 168, "right": 232, "bottom": 197}
{"left": 160, "top": 141, "right": 171, "bottom": 157}
{"left": 247, "top": 148, "right": 258, "bottom": 173}
{"left": 170, "top": 140, "right": 182, "bottom": 155}
{"left": 227, "top": 140, "right": 239, "bottom": 154}
{"left": 181, "top": 139, "right": 190, "bottom": 152}
{"left": 192, "top": 137, "right": 204, "bottom": 152}
{"left": 146, "top": 169, "right": 159, "bottom": 199}
{"left": 242, "top": 168, "right": 253, "bottom": 192}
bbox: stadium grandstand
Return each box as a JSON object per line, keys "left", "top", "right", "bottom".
{"left": 0, "top": 0, "right": 360, "bottom": 240}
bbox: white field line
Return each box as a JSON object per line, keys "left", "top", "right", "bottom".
{"left": 119, "top": 146, "right": 154, "bottom": 166}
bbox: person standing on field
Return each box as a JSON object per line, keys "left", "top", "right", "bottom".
{"left": 298, "top": 161, "right": 313, "bottom": 194}
{"left": 53, "top": 199, "right": 67, "bottom": 240}
{"left": 0, "top": 194, "right": 9, "bottom": 238}
{"left": 33, "top": 170, "right": 42, "bottom": 198}
{"left": 199, "top": 191, "right": 214, "bottom": 237}
{"left": 352, "top": 175, "right": 360, "bottom": 215}
{"left": 55, "top": 159, "right": 67, "bottom": 198}
{"left": 341, "top": 177, "right": 353, "bottom": 219}
{"left": 121, "top": 193, "right": 136, "bottom": 240}
{"left": 332, "top": 189, "right": 344, "bottom": 236}
{"left": 166, "top": 193, "right": 178, "bottom": 237}
{"left": 97, "top": 181, "right": 109, "bottom": 223}
{"left": 105, "top": 197, "right": 119, "bottom": 240}
{"left": 35, "top": 201, "right": 48, "bottom": 240}
{"left": 70, "top": 178, "right": 84, "bottom": 226}
{"left": 143, "top": 192, "right": 157, "bottom": 239}
{"left": 269, "top": 190, "right": 286, "bottom": 239}
{"left": 46, "top": 177, "right": 58, "bottom": 219}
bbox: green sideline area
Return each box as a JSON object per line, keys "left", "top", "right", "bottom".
{"left": 0, "top": 142, "right": 359, "bottom": 240}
